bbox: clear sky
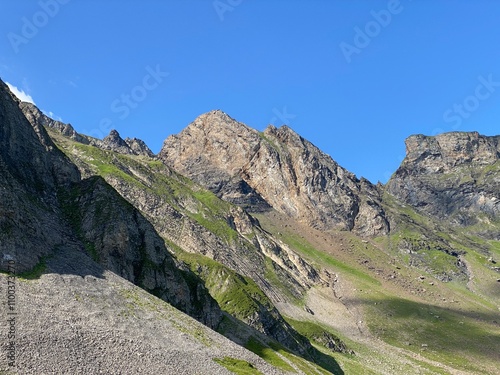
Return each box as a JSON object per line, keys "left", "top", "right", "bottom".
{"left": 2, "top": 0, "right": 500, "bottom": 183}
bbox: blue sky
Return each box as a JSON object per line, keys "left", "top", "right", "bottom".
{"left": 2, "top": 0, "right": 500, "bottom": 183}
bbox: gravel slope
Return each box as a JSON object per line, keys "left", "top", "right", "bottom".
{"left": 0, "top": 248, "right": 293, "bottom": 375}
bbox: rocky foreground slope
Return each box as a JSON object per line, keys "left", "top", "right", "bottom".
{"left": 1, "top": 78, "right": 500, "bottom": 374}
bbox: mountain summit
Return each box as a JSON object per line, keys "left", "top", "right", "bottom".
{"left": 160, "top": 110, "right": 390, "bottom": 236}
{"left": 387, "top": 131, "right": 500, "bottom": 227}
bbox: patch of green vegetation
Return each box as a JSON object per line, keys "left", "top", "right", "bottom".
{"left": 263, "top": 257, "right": 302, "bottom": 304}
{"left": 364, "top": 296, "right": 500, "bottom": 373}
{"left": 213, "top": 357, "right": 263, "bottom": 375}
{"left": 244, "top": 337, "right": 295, "bottom": 372}
{"left": 382, "top": 191, "right": 431, "bottom": 226}
{"left": 187, "top": 189, "right": 239, "bottom": 243}
{"left": 176, "top": 251, "right": 272, "bottom": 320}
{"left": 18, "top": 256, "right": 49, "bottom": 279}
{"left": 258, "top": 132, "right": 279, "bottom": 152}
{"left": 284, "top": 317, "right": 346, "bottom": 353}
{"left": 270, "top": 320, "right": 349, "bottom": 375}
{"left": 70, "top": 143, "right": 145, "bottom": 188}
{"left": 477, "top": 160, "right": 500, "bottom": 181}
{"left": 421, "top": 249, "right": 464, "bottom": 278}
{"left": 146, "top": 159, "right": 164, "bottom": 168}
{"left": 191, "top": 212, "right": 238, "bottom": 243}
{"left": 267, "top": 341, "right": 335, "bottom": 375}
{"left": 489, "top": 240, "right": 500, "bottom": 257}
{"left": 280, "top": 231, "right": 379, "bottom": 285}
{"left": 192, "top": 189, "right": 228, "bottom": 213}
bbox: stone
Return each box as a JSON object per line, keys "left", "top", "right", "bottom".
{"left": 160, "top": 110, "right": 390, "bottom": 236}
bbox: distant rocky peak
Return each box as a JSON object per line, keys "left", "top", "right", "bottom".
{"left": 387, "top": 131, "right": 500, "bottom": 226}
{"left": 189, "top": 109, "right": 258, "bottom": 138}
{"left": 103, "top": 129, "right": 125, "bottom": 144}
{"left": 125, "top": 137, "right": 154, "bottom": 157}
{"left": 403, "top": 131, "right": 500, "bottom": 173}
{"left": 101, "top": 129, "right": 134, "bottom": 154}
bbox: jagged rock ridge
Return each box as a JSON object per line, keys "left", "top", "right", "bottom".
{"left": 160, "top": 110, "right": 390, "bottom": 236}
{"left": 20, "top": 102, "right": 154, "bottom": 157}
{"left": 387, "top": 131, "right": 500, "bottom": 228}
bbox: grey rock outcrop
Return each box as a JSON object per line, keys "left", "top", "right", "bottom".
{"left": 125, "top": 136, "right": 155, "bottom": 157}
{"left": 0, "top": 80, "right": 80, "bottom": 273}
{"left": 160, "top": 110, "right": 389, "bottom": 236}
{"left": 386, "top": 132, "right": 500, "bottom": 227}
{"left": 59, "top": 175, "right": 222, "bottom": 328}
{"left": 101, "top": 129, "right": 135, "bottom": 154}
{"left": 99, "top": 130, "right": 154, "bottom": 157}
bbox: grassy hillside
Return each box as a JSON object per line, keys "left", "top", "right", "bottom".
{"left": 253, "top": 210, "right": 500, "bottom": 375}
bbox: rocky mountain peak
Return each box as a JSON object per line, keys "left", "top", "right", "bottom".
{"left": 387, "top": 131, "right": 500, "bottom": 226}
{"left": 101, "top": 129, "right": 133, "bottom": 154}
{"left": 93, "top": 130, "right": 152, "bottom": 157}
{"left": 159, "top": 110, "right": 261, "bottom": 184}
{"left": 186, "top": 109, "right": 257, "bottom": 138}
{"left": 160, "top": 111, "right": 389, "bottom": 236}
{"left": 403, "top": 131, "right": 500, "bottom": 173}
{"left": 124, "top": 137, "right": 154, "bottom": 157}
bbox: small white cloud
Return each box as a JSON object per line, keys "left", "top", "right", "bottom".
{"left": 6, "top": 82, "right": 36, "bottom": 104}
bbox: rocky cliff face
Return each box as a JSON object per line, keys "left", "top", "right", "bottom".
{"left": 0, "top": 81, "right": 80, "bottom": 273}
{"left": 160, "top": 110, "right": 389, "bottom": 236}
{"left": 386, "top": 132, "right": 500, "bottom": 228}
{"left": 59, "top": 175, "right": 221, "bottom": 327}
{"left": 0, "top": 80, "right": 221, "bottom": 328}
